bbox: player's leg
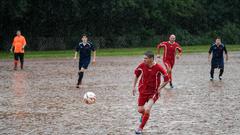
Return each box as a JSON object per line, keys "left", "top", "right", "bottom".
{"left": 14, "top": 53, "right": 19, "bottom": 70}
{"left": 19, "top": 53, "right": 24, "bottom": 69}
{"left": 218, "top": 60, "right": 224, "bottom": 80}
{"left": 135, "top": 96, "right": 147, "bottom": 134}
{"left": 136, "top": 94, "right": 158, "bottom": 134}
{"left": 77, "top": 67, "right": 86, "bottom": 88}
{"left": 137, "top": 99, "right": 154, "bottom": 133}
{"left": 210, "top": 65, "right": 215, "bottom": 81}
{"left": 219, "top": 67, "right": 224, "bottom": 80}
{"left": 165, "top": 62, "right": 173, "bottom": 88}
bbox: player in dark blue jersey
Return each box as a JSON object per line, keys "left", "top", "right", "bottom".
{"left": 74, "top": 34, "right": 96, "bottom": 88}
{"left": 208, "top": 37, "right": 228, "bottom": 81}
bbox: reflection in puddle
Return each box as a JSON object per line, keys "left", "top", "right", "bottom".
{"left": 11, "top": 71, "right": 29, "bottom": 120}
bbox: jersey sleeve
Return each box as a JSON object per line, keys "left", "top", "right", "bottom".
{"left": 223, "top": 44, "right": 228, "bottom": 54}
{"left": 23, "top": 37, "right": 26, "bottom": 45}
{"left": 12, "top": 37, "right": 16, "bottom": 46}
{"left": 176, "top": 43, "right": 182, "bottom": 54}
{"left": 157, "top": 42, "right": 166, "bottom": 49}
{"left": 75, "top": 44, "right": 80, "bottom": 52}
{"left": 208, "top": 45, "right": 213, "bottom": 54}
{"left": 159, "top": 65, "right": 169, "bottom": 82}
{"left": 90, "top": 42, "right": 96, "bottom": 51}
{"left": 134, "top": 64, "right": 143, "bottom": 78}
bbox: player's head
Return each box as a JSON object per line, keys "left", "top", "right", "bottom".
{"left": 169, "top": 34, "right": 176, "bottom": 43}
{"left": 16, "top": 30, "right": 21, "bottom": 36}
{"left": 215, "top": 37, "right": 221, "bottom": 45}
{"left": 144, "top": 51, "right": 154, "bottom": 65}
{"left": 81, "top": 34, "right": 88, "bottom": 43}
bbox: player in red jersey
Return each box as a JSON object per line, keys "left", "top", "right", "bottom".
{"left": 133, "top": 51, "right": 169, "bottom": 134}
{"left": 156, "top": 34, "right": 182, "bottom": 88}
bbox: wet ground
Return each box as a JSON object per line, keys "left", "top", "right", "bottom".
{"left": 0, "top": 53, "right": 240, "bottom": 135}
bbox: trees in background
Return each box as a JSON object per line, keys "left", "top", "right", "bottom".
{"left": 0, "top": 0, "right": 239, "bottom": 50}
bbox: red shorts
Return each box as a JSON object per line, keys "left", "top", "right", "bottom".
{"left": 138, "top": 93, "right": 159, "bottom": 106}
{"left": 163, "top": 59, "right": 174, "bottom": 69}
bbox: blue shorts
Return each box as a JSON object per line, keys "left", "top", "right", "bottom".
{"left": 79, "top": 58, "right": 90, "bottom": 70}
{"left": 211, "top": 58, "right": 224, "bottom": 69}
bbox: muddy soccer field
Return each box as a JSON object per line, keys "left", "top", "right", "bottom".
{"left": 0, "top": 53, "right": 240, "bottom": 135}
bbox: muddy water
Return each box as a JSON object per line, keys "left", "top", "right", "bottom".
{"left": 0, "top": 53, "right": 240, "bottom": 135}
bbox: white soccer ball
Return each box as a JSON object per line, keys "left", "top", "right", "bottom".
{"left": 83, "top": 92, "right": 96, "bottom": 104}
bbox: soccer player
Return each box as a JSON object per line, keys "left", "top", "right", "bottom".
{"left": 74, "top": 34, "right": 96, "bottom": 88}
{"left": 10, "top": 30, "right": 27, "bottom": 70}
{"left": 208, "top": 37, "right": 228, "bottom": 81}
{"left": 156, "top": 34, "right": 182, "bottom": 88}
{"left": 133, "top": 51, "right": 169, "bottom": 134}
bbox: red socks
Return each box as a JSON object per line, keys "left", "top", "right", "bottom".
{"left": 139, "top": 113, "right": 150, "bottom": 129}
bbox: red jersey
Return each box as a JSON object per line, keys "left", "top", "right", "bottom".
{"left": 157, "top": 41, "right": 182, "bottom": 61}
{"left": 134, "top": 62, "right": 169, "bottom": 95}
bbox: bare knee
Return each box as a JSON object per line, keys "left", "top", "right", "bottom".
{"left": 144, "top": 109, "right": 150, "bottom": 114}
{"left": 138, "top": 107, "right": 145, "bottom": 113}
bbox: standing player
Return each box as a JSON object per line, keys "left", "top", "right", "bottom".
{"left": 156, "top": 34, "right": 182, "bottom": 88}
{"left": 208, "top": 37, "right": 228, "bottom": 81}
{"left": 133, "top": 51, "right": 169, "bottom": 134}
{"left": 10, "top": 30, "right": 27, "bottom": 70}
{"left": 74, "top": 34, "right": 96, "bottom": 88}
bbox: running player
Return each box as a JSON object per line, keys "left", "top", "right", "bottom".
{"left": 156, "top": 34, "right": 182, "bottom": 88}
{"left": 74, "top": 34, "right": 96, "bottom": 88}
{"left": 10, "top": 30, "right": 27, "bottom": 70}
{"left": 208, "top": 37, "right": 228, "bottom": 81}
{"left": 133, "top": 51, "right": 169, "bottom": 134}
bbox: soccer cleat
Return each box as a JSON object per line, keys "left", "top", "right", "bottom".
{"left": 219, "top": 76, "right": 222, "bottom": 80}
{"left": 210, "top": 77, "right": 213, "bottom": 81}
{"left": 135, "top": 128, "right": 143, "bottom": 134}
{"left": 76, "top": 85, "right": 79, "bottom": 88}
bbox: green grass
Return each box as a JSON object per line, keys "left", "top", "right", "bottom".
{"left": 0, "top": 45, "right": 239, "bottom": 59}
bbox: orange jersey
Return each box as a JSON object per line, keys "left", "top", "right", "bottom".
{"left": 12, "top": 35, "right": 26, "bottom": 53}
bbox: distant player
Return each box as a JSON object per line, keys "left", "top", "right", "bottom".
{"left": 208, "top": 37, "right": 228, "bottom": 81}
{"left": 10, "top": 30, "right": 27, "bottom": 70}
{"left": 156, "top": 34, "right": 182, "bottom": 88}
{"left": 74, "top": 34, "right": 96, "bottom": 88}
{"left": 133, "top": 51, "right": 169, "bottom": 134}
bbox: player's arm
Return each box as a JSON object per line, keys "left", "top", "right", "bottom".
{"left": 208, "top": 45, "right": 213, "bottom": 62}
{"left": 10, "top": 38, "right": 15, "bottom": 52}
{"left": 91, "top": 43, "right": 96, "bottom": 63}
{"left": 176, "top": 44, "right": 182, "bottom": 59}
{"left": 157, "top": 67, "right": 169, "bottom": 94}
{"left": 132, "top": 75, "right": 139, "bottom": 96}
{"left": 10, "top": 45, "right": 14, "bottom": 52}
{"left": 224, "top": 45, "right": 228, "bottom": 61}
{"left": 74, "top": 51, "right": 78, "bottom": 59}
{"left": 74, "top": 45, "right": 79, "bottom": 59}
{"left": 92, "top": 50, "right": 96, "bottom": 63}
{"left": 22, "top": 37, "right": 26, "bottom": 49}
{"left": 133, "top": 66, "right": 142, "bottom": 96}
{"left": 156, "top": 43, "right": 163, "bottom": 58}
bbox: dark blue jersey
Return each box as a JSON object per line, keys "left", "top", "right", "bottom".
{"left": 75, "top": 42, "right": 95, "bottom": 59}
{"left": 209, "top": 44, "right": 227, "bottom": 59}
{"left": 209, "top": 43, "right": 227, "bottom": 68}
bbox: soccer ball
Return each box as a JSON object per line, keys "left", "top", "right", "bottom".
{"left": 83, "top": 92, "right": 96, "bottom": 104}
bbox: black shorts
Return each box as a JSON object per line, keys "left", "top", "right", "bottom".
{"left": 14, "top": 53, "right": 24, "bottom": 61}
{"left": 211, "top": 58, "right": 224, "bottom": 69}
{"left": 79, "top": 58, "right": 90, "bottom": 69}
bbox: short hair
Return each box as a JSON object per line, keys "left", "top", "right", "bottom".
{"left": 82, "top": 33, "right": 88, "bottom": 38}
{"left": 216, "top": 37, "right": 221, "bottom": 40}
{"left": 144, "top": 51, "right": 154, "bottom": 59}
